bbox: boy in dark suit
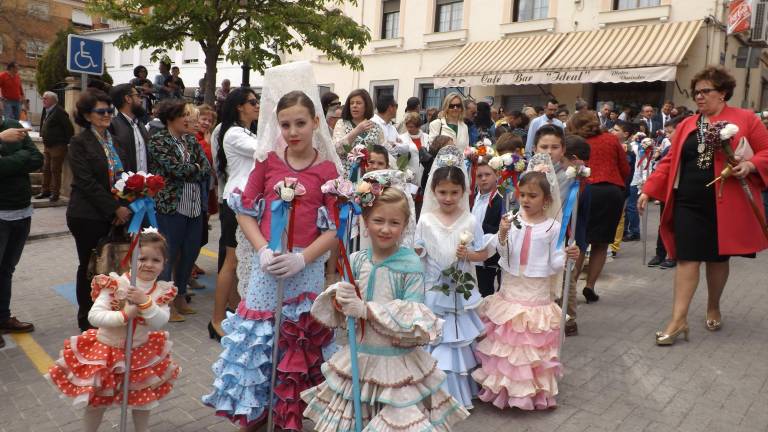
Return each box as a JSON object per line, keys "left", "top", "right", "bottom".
{"left": 472, "top": 158, "right": 503, "bottom": 297}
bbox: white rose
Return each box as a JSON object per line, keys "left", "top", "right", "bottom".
{"left": 488, "top": 156, "right": 504, "bottom": 170}
{"left": 502, "top": 153, "right": 514, "bottom": 166}
{"left": 459, "top": 230, "right": 473, "bottom": 245}
{"left": 762, "top": 111, "right": 768, "bottom": 119}
{"left": 565, "top": 166, "right": 577, "bottom": 179}
{"left": 720, "top": 123, "right": 739, "bottom": 140}
{"left": 582, "top": 167, "right": 591, "bottom": 177}
{"left": 114, "top": 179, "right": 126, "bottom": 192}
{"left": 280, "top": 187, "right": 296, "bottom": 202}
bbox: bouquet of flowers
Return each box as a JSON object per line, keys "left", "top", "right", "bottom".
{"left": 353, "top": 176, "right": 387, "bottom": 207}
{"left": 269, "top": 177, "right": 306, "bottom": 252}
{"left": 488, "top": 152, "right": 527, "bottom": 199}
{"left": 112, "top": 171, "right": 165, "bottom": 202}
{"left": 565, "top": 164, "right": 591, "bottom": 179}
{"left": 432, "top": 230, "right": 477, "bottom": 333}
{"left": 274, "top": 177, "right": 307, "bottom": 202}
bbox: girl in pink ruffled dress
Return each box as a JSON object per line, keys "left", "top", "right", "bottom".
{"left": 472, "top": 171, "right": 579, "bottom": 410}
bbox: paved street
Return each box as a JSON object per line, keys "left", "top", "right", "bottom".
{"left": 2, "top": 204, "right": 768, "bottom": 432}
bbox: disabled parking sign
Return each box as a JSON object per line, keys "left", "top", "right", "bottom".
{"left": 67, "top": 34, "right": 104, "bottom": 75}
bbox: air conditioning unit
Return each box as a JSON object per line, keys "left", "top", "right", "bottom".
{"left": 751, "top": 0, "right": 768, "bottom": 44}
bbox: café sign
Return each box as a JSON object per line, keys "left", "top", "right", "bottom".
{"left": 434, "top": 65, "right": 677, "bottom": 88}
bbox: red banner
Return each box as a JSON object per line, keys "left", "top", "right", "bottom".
{"left": 728, "top": 0, "right": 753, "bottom": 35}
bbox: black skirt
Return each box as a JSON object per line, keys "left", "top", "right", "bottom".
{"left": 586, "top": 183, "right": 625, "bottom": 244}
{"left": 672, "top": 132, "right": 754, "bottom": 261}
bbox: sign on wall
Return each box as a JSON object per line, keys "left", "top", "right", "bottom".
{"left": 729, "top": 0, "right": 753, "bottom": 35}
{"left": 433, "top": 66, "right": 677, "bottom": 88}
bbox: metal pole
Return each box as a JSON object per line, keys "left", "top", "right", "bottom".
{"left": 344, "top": 207, "right": 363, "bottom": 432}
{"left": 558, "top": 185, "right": 578, "bottom": 359}
{"left": 266, "top": 230, "right": 287, "bottom": 432}
{"left": 81, "top": 73, "right": 87, "bottom": 91}
{"left": 119, "top": 235, "right": 140, "bottom": 432}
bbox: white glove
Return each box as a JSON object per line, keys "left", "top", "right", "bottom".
{"left": 258, "top": 246, "right": 275, "bottom": 272}
{"left": 266, "top": 252, "right": 305, "bottom": 279}
{"left": 335, "top": 282, "right": 367, "bottom": 319}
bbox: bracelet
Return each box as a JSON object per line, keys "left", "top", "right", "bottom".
{"left": 137, "top": 296, "right": 153, "bottom": 310}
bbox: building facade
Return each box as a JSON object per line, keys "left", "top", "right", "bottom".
{"left": 0, "top": 0, "right": 104, "bottom": 117}
{"left": 85, "top": 27, "right": 264, "bottom": 97}
{"left": 286, "top": 0, "right": 768, "bottom": 115}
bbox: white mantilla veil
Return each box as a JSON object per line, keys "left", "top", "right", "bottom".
{"left": 523, "top": 153, "right": 562, "bottom": 223}
{"left": 359, "top": 169, "right": 418, "bottom": 248}
{"left": 421, "top": 145, "right": 470, "bottom": 217}
{"left": 254, "top": 61, "right": 343, "bottom": 175}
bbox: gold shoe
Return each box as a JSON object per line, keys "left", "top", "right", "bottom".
{"left": 655, "top": 325, "right": 689, "bottom": 346}
{"left": 177, "top": 305, "right": 198, "bottom": 315}
{"left": 169, "top": 311, "right": 186, "bottom": 322}
{"left": 705, "top": 316, "right": 722, "bottom": 331}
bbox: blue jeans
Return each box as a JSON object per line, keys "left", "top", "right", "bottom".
{"left": 624, "top": 185, "right": 640, "bottom": 237}
{"left": 3, "top": 100, "right": 20, "bottom": 120}
{"left": 0, "top": 217, "right": 31, "bottom": 321}
{"left": 157, "top": 212, "right": 202, "bottom": 295}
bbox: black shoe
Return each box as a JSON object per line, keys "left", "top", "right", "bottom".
{"left": 583, "top": 287, "right": 600, "bottom": 303}
{"left": 622, "top": 234, "right": 640, "bottom": 242}
{"left": 0, "top": 334, "right": 5, "bottom": 348}
{"left": 659, "top": 259, "right": 677, "bottom": 269}
{"left": 647, "top": 256, "right": 663, "bottom": 267}
{"left": 49, "top": 195, "right": 60, "bottom": 202}
{"left": 208, "top": 321, "right": 223, "bottom": 342}
{"left": 35, "top": 192, "right": 51, "bottom": 199}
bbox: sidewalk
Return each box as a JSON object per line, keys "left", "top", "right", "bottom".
{"left": 3, "top": 205, "right": 768, "bottom": 432}
{"left": 28, "top": 206, "right": 70, "bottom": 242}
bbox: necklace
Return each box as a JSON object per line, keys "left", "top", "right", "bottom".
{"left": 695, "top": 115, "right": 715, "bottom": 170}
{"left": 283, "top": 147, "right": 318, "bottom": 172}
{"left": 697, "top": 115, "right": 708, "bottom": 154}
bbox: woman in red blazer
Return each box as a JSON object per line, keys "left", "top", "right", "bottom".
{"left": 640, "top": 67, "right": 768, "bottom": 345}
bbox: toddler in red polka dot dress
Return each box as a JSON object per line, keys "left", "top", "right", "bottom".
{"left": 45, "top": 232, "right": 181, "bottom": 432}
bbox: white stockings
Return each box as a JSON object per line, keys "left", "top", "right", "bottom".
{"left": 82, "top": 407, "right": 151, "bottom": 432}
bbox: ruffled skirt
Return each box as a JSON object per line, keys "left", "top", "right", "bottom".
{"left": 46, "top": 329, "right": 180, "bottom": 409}
{"left": 202, "top": 257, "right": 333, "bottom": 430}
{"left": 472, "top": 274, "right": 561, "bottom": 411}
{"left": 302, "top": 346, "right": 469, "bottom": 432}
{"left": 424, "top": 288, "right": 484, "bottom": 409}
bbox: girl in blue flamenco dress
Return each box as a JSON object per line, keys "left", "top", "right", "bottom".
{"left": 203, "top": 63, "right": 344, "bottom": 431}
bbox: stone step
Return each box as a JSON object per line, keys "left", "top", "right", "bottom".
{"left": 32, "top": 197, "right": 67, "bottom": 209}
{"left": 30, "top": 172, "right": 42, "bottom": 186}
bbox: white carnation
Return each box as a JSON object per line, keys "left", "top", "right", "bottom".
{"left": 565, "top": 166, "right": 577, "bottom": 178}
{"left": 720, "top": 123, "right": 739, "bottom": 140}
{"left": 488, "top": 156, "right": 504, "bottom": 170}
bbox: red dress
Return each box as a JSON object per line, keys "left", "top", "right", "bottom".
{"left": 46, "top": 274, "right": 180, "bottom": 409}
{"left": 643, "top": 105, "right": 768, "bottom": 258}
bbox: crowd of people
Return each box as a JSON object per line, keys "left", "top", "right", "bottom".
{"left": 0, "top": 61, "right": 767, "bottom": 432}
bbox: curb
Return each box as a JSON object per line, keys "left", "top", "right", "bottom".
{"left": 27, "top": 231, "right": 70, "bottom": 242}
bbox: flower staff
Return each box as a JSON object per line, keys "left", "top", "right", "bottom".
{"left": 320, "top": 176, "right": 364, "bottom": 432}
{"left": 347, "top": 143, "right": 369, "bottom": 182}
{"left": 111, "top": 171, "right": 166, "bottom": 432}
{"left": 266, "top": 177, "right": 305, "bottom": 432}
{"left": 464, "top": 143, "right": 493, "bottom": 208}
{"left": 705, "top": 122, "right": 768, "bottom": 241}
{"left": 488, "top": 152, "right": 526, "bottom": 213}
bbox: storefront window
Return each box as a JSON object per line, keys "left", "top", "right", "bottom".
{"left": 419, "top": 84, "right": 462, "bottom": 109}
{"left": 514, "top": 0, "right": 549, "bottom": 22}
{"left": 614, "top": 0, "right": 660, "bottom": 10}
{"left": 435, "top": 0, "right": 463, "bottom": 32}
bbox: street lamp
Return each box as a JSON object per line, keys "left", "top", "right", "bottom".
{"left": 240, "top": 0, "right": 250, "bottom": 88}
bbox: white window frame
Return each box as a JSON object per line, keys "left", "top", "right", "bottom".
{"left": 119, "top": 49, "right": 134, "bottom": 68}
{"left": 435, "top": 0, "right": 463, "bottom": 33}
{"left": 614, "top": 0, "right": 661, "bottom": 10}
{"left": 182, "top": 40, "right": 199, "bottom": 64}
{"left": 25, "top": 39, "right": 48, "bottom": 59}
{"left": 27, "top": 1, "right": 50, "bottom": 20}
{"left": 370, "top": 79, "right": 399, "bottom": 105}
{"left": 381, "top": 0, "right": 400, "bottom": 39}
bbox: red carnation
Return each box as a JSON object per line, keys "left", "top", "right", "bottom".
{"left": 146, "top": 175, "right": 165, "bottom": 195}
{"left": 124, "top": 174, "right": 145, "bottom": 192}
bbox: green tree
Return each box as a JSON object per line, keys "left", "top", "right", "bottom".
{"left": 36, "top": 27, "right": 115, "bottom": 96}
{"left": 87, "top": 0, "right": 371, "bottom": 105}
{"left": 35, "top": 27, "right": 71, "bottom": 96}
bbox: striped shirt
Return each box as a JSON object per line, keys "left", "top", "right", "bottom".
{"left": 172, "top": 135, "right": 202, "bottom": 218}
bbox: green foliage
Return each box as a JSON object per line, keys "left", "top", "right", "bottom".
{"left": 432, "top": 264, "right": 476, "bottom": 301}
{"left": 87, "top": 0, "right": 371, "bottom": 104}
{"left": 35, "top": 27, "right": 71, "bottom": 96}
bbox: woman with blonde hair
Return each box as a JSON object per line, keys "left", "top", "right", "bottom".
{"left": 428, "top": 92, "right": 470, "bottom": 151}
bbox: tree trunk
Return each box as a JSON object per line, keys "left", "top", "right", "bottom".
{"left": 202, "top": 43, "right": 220, "bottom": 106}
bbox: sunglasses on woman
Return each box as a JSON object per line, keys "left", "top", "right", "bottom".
{"left": 448, "top": 103, "right": 462, "bottom": 109}
{"left": 246, "top": 99, "right": 260, "bottom": 106}
{"left": 90, "top": 107, "right": 114, "bottom": 116}
{"left": 693, "top": 88, "right": 717, "bottom": 97}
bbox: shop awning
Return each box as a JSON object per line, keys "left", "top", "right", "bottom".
{"left": 434, "top": 20, "right": 702, "bottom": 88}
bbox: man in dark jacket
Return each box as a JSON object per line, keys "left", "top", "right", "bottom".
{"left": 36, "top": 91, "right": 74, "bottom": 201}
{"left": 0, "top": 100, "right": 43, "bottom": 348}
{"left": 109, "top": 83, "right": 150, "bottom": 173}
